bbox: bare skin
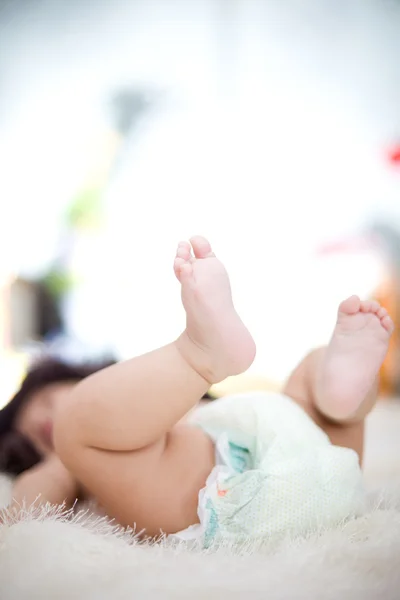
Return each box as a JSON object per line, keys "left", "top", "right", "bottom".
{"left": 285, "top": 297, "right": 393, "bottom": 464}
{"left": 46, "top": 236, "right": 393, "bottom": 538}
{"left": 8, "top": 456, "right": 77, "bottom": 511}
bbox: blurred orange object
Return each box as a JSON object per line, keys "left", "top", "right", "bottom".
{"left": 375, "top": 275, "right": 400, "bottom": 396}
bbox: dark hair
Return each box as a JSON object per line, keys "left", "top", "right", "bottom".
{"left": 0, "top": 356, "right": 116, "bottom": 476}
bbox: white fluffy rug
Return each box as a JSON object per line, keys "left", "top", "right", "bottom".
{"left": 1, "top": 402, "right": 400, "bottom": 600}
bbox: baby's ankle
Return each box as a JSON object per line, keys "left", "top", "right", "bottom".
{"left": 175, "top": 332, "right": 221, "bottom": 386}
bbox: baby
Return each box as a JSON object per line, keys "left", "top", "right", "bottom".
{"left": 52, "top": 236, "right": 393, "bottom": 543}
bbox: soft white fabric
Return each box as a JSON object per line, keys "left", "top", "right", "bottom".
{"left": 0, "top": 402, "right": 399, "bottom": 599}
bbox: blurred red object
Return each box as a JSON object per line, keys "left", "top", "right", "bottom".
{"left": 388, "top": 144, "right": 400, "bottom": 165}
{"left": 316, "top": 234, "right": 379, "bottom": 256}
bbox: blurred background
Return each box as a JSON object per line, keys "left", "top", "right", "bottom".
{"left": 1, "top": 0, "right": 400, "bottom": 404}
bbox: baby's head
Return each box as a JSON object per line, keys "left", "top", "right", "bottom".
{"left": 0, "top": 357, "right": 115, "bottom": 475}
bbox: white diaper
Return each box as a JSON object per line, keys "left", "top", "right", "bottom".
{"left": 172, "top": 392, "right": 366, "bottom": 547}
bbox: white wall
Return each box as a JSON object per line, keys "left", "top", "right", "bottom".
{"left": 0, "top": 0, "right": 399, "bottom": 378}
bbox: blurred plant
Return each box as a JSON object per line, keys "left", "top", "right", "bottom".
{"left": 41, "top": 269, "right": 77, "bottom": 299}
{"left": 64, "top": 186, "right": 103, "bottom": 231}
{"left": 64, "top": 88, "right": 156, "bottom": 232}
{"left": 108, "top": 88, "right": 155, "bottom": 136}
{"left": 38, "top": 86, "right": 156, "bottom": 334}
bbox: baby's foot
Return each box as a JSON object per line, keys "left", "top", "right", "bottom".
{"left": 316, "top": 295, "right": 394, "bottom": 421}
{"left": 174, "top": 236, "right": 256, "bottom": 384}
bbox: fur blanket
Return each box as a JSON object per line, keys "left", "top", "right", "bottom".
{"left": 0, "top": 402, "right": 400, "bottom": 600}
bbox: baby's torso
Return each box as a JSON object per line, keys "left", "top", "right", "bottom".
{"left": 86, "top": 393, "right": 364, "bottom": 544}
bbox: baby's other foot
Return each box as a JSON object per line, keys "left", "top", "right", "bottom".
{"left": 316, "top": 295, "right": 394, "bottom": 421}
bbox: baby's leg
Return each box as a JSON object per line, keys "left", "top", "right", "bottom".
{"left": 54, "top": 237, "right": 255, "bottom": 531}
{"left": 283, "top": 296, "right": 394, "bottom": 463}
{"left": 55, "top": 236, "right": 255, "bottom": 453}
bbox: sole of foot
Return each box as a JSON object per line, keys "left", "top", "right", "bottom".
{"left": 174, "top": 236, "right": 256, "bottom": 384}
{"left": 316, "top": 295, "right": 394, "bottom": 421}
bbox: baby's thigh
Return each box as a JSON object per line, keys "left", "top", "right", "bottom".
{"left": 287, "top": 388, "right": 365, "bottom": 464}
{"left": 57, "top": 422, "right": 215, "bottom": 536}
